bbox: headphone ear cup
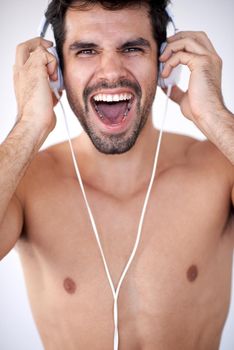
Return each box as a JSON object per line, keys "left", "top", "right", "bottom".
{"left": 158, "top": 61, "right": 166, "bottom": 89}
{"left": 158, "top": 42, "right": 181, "bottom": 88}
{"left": 47, "top": 47, "right": 64, "bottom": 91}
{"left": 158, "top": 42, "right": 167, "bottom": 88}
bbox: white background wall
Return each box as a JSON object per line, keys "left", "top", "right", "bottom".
{"left": 0, "top": 0, "right": 233, "bottom": 349}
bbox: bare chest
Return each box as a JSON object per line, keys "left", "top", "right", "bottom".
{"left": 18, "top": 170, "right": 233, "bottom": 349}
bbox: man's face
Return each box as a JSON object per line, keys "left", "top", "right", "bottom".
{"left": 63, "top": 4, "right": 158, "bottom": 154}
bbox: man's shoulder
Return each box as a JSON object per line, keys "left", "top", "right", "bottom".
{"left": 164, "top": 131, "right": 233, "bottom": 185}
{"left": 187, "top": 136, "right": 233, "bottom": 175}
{"left": 16, "top": 139, "right": 75, "bottom": 200}
{"left": 31, "top": 141, "right": 67, "bottom": 176}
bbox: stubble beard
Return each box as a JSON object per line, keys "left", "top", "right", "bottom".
{"left": 65, "top": 79, "right": 156, "bottom": 155}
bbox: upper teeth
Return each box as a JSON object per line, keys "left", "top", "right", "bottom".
{"left": 93, "top": 93, "right": 133, "bottom": 102}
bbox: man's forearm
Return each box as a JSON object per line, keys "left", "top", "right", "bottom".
{"left": 198, "top": 108, "right": 234, "bottom": 165}
{"left": 0, "top": 119, "right": 46, "bottom": 224}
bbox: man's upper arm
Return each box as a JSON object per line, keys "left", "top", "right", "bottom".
{"left": 232, "top": 184, "right": 234, "bottom": 207}
{"left": 0, "top": 194, "right": 23, "bottom": 260}
{"left": 231, "top": 161, "right": 234, "bottom": 206}
{"left": 232, "top": 184, "right": 234, "bottom": 221}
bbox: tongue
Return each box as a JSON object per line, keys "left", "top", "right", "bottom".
{"left": 96, "top": 101, "right": 128, "bottom": 125}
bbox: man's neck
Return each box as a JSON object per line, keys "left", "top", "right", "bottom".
{"left": 75, "top": 118, "right": 160, "bottom": 199}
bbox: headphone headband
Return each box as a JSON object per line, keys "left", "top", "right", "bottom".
{"left": 37, "top": 15, "right": 49, "bottom": 37}
{"left": 38, "top": 4, "right": 177, "bottom": 38}
{"left": 166, "top": 5, "right": 178, "bottom": 33}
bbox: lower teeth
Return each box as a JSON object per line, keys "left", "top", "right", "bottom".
{"left": 94, "top": 105, "right": 104, "bottom": 119}
{"left": 94, "top": 100, "right": 132, "bottom": 122}
{"left": 124, "top": 102, "right": 132, "bottom": 117}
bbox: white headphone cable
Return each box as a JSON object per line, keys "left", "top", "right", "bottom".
{"left": 53, "top": 85, "right": 172, "bottom": 350}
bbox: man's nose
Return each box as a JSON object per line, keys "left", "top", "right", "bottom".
{"left": 96, "top": 52, "right": 127, "bottom": 83}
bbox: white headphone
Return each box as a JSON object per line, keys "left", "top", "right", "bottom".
{"left": 38, "top": 5, "right": 181, "bottom": 91}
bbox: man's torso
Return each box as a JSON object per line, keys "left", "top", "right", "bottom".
{"left": 16, "top": 131, "right": 234, "bottom": 350}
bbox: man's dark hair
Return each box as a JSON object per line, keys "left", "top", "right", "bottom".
{"left": 45, "top": 0, "right": 171, "bottom": 71}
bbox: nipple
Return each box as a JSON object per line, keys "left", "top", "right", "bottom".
{"left": 186, "top": 265, "right": 198, "bottom": 282}
{"left": 63, "top": 277, "right": 77, "bottom": 294}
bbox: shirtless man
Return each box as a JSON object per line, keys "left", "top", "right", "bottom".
{"left": 0, "top": 0, "right": 233, "bottom": 349}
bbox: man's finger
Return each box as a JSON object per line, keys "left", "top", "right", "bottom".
{"left": 167, "top": 31, "right": 217, "bottom": 54}
{"left": 161, "top": 51, "right": 200, "bottom": 77}
{"left": 160, "top": 37, "right": 208, "bottom": 62}
{"left": 15, "top": 37, "right": 53, "bottom": 67}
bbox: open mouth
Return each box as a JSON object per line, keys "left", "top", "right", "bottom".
{"left": 91, "top": 92, "right": 134, "bottom": 126}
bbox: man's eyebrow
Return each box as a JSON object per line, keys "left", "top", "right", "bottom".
{"left": 69, "top": 41, "right": 99, "bottom": 51}
{"left": 68, "top": 38, "right": 151, "bottom": 51}
{"left": 119, "top": 38, "right": 151, "bottom": 50}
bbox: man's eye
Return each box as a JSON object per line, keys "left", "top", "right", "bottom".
{"left": 76, "top": 49, "right": 96, "bottom": 56}
{"left": 124, "top": 47, "right": 143, "bottom": 54}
